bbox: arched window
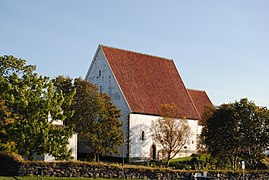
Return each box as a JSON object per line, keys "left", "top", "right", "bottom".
{"left": 150, "top": 144, "right": 157, "bottom": 160}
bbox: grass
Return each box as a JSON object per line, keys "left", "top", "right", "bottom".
{"left": 169, "top": 156, "right": 193, "bottom": 163}
{"left": 127, "top": 156, "right": 195, "bottom": 169}
{"left": 0, "top": 177, "right": 127, "bottom": 180}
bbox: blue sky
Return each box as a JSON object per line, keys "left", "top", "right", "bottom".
{"left": 0, "top": 1, "right": 268, "bottom": 107}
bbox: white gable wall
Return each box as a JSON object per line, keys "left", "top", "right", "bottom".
{"left": 85, "top": 47, "right": 131, "bottom": 158}
{"left": 198, "top": 125, "right": 203, "bottom": 136}
{"left": 129, "top": 113, "right": 199, "bottom": 162}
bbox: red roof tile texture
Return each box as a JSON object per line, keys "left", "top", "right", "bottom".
{"left": 101, "top": 45, "right": 200, "bottom": 120}
{"left": 187, "top": 89, "right": 214, "bottom": 119}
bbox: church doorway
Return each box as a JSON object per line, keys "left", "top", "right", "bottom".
{"left": 150, "top": 144, "right": 157, "bottom": 160}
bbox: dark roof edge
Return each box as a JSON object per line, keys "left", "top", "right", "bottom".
{"left": 130, "top": 111, "right": 200, "bottom": 120}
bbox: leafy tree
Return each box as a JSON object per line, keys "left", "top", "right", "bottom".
{"left": 0, "top": 55, "right": 74, "bottom": 160}
{"left": 53, "top": 77, "right": 101, "bottom": 131}
{"left": 0, "top": 55, "right": 35, "bottom": 77}
{"left": 151, "top": 103, "right": 191, "bottom": 165}
{"left": 0, "top": 99, "right": 16, "bottom": 152}
{"left": 201, "top": 98, "right": 269, "bottom": 169}
{"left": 52, "top": 76, "right": 76, "bottom": 121}
{"left": 54, "top": 77, "right": 124, "bottom": 161}
{"left": 80, "top": 94, "right": 124, "bottom": 161}
{"left": 196, "top": 106, "right": 216, "bottom": 154}
{"left": 199, "top": 105, "right": 216, "bottom": 126}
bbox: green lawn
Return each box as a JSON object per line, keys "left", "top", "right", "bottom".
{"left": 0, "top": 177, "right": 126, "bottom": 180}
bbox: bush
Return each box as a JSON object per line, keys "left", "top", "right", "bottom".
{"left": 0, "top": 152, "right": 23, "bottom": 176}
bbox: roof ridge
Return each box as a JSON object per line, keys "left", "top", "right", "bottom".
{"left": 100, "top": 44, "right": 173, "bottom": 61}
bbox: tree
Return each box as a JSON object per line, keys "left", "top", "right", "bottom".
{"left": 53, "top": 77, "right": 101, "bottom": 131}
{"left": 151, "top": 103, "right": 191, "bottom": 165}
{"left": 199, "top": 105, "right": 216, "bottom": 126}
{"left": 54, "top": 77, "right": 124, "bottom": 161}
{"left": 80, "top": 94, "right": 124, "bottom": 161}
{"left": 0, "top": 55, "right": 35, "bottom": 77}
{"left": 201, "top": 98, "right": 269, "bottom": 169}
{"left": 52, "top": 76, "right": 76, "bottom": 121}
{"left": 196, "top": 105, "right": 215, "bottom": 154}
{"left": 0, "top": 55, "right": 74, "bottom": 160}
{"left": 0, "top": 98, "right": 16, "bottom": 152}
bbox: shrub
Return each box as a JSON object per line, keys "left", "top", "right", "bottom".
{"left": 0, "top": 152, "right": 23, "bottom": 176}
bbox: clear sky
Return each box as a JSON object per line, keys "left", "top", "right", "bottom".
{"left": 0, "top": 1, "right": 268, "bottom": 107}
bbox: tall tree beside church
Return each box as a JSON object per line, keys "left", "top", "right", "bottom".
{"left": 196, "top": 105, "right": 215, "bottom": 154}
{"left": 201, "top": 98, "right": 269, "bottom": 169}
{"left": 0, "top": 55, "right": 74, "bottom": 160}
{"left": 151, "top": 103, "right": 191, "bottom": 165}
{"left": 53, "top": 77, "right": 101, "bottom": 131}
{"left": 80, "top": 93, "right": 124, "bottom": 161}
{"left": 54, "top": 77, "right": 124, "bottom": 161}
{"left": 52, "top": 76, "right": 76, "bottom": 122}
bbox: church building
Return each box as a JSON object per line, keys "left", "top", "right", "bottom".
{"left": 85, "top": 45, "right": 213, "bottom": 162}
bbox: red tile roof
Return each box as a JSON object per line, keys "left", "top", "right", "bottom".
{"left": 187, "top": 89, "right": 214, "bottom": 119}
{"left": 101, "top": 45, "right": 200, "bottom": 120}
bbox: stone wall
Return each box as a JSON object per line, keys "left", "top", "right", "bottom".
{"left": 15, "top": 161, "right": 269, "bottom": 179}
{"left": 19, "top": 162, "right": 194, "bottom": 179}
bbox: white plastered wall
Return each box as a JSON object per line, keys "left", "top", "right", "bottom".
{"left": 197, "top": 125, "right": 203, "bottom": 135}
{"left": 67, "top": 133, "right": 77, "bottom": 161}
{"left": 129, "top": 113, "right": 199, "bottom": 161}
{"left": 85, "top": 47, "right": 131, "bottom": 158}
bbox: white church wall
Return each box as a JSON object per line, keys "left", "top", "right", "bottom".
{"left": 68, "top": 133, "right": 78, "bottom": 161}
{"left": 129, "top": 113, "right": 199, "bottom": 162}
{"left": 176, "top": 119, "right": 199, "bottom": 157}
{"left": 198, "top": 125, "right": 203, "bottom": 135}
{"left": 34, "top": 133, "right": 77, "bottom": 161}
{"left": 129, "top": 113, "right": 158, "bottom": 161}
{"left": 85, "top": 48, "right": 131, "bottom": 158}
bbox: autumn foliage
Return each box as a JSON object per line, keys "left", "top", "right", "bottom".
{"left": 151, "top": 103, "right": 190, "bottom": 165}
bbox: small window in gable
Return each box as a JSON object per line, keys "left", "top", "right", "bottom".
{"left": 141, "top": 131, "right": 145, "bottom": 141}
{"left": 99, "top": 70, "right": 101, "bottom": 77}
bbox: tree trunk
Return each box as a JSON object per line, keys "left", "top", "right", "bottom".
{"left": 96, "top": 153, "right": 99, "bottom": 162}
{"left": 166, "top": 159, "right": 171, "bottom": 166}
